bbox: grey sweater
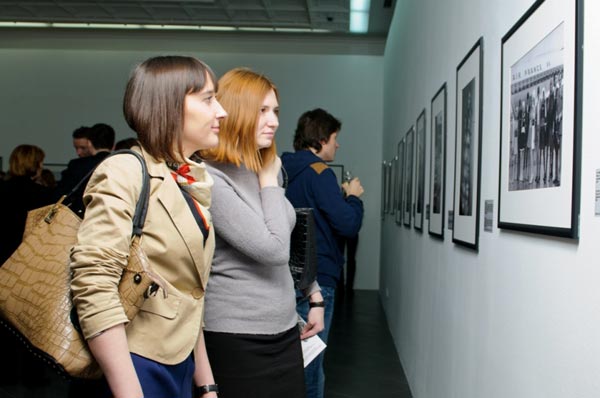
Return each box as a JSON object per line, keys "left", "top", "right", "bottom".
{"left": 203, "top": 162, "right": 299, "bottom": 334}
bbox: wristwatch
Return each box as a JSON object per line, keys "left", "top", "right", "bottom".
{"left": 194, "top": 384, "right": 219, "bottom": 396}
{"left": 309, "top": 301, "right": 325, "bottom": 308}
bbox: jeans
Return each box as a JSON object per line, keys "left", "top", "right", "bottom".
{"left": 296, "top": 285, "right": 336, "bottom": 398}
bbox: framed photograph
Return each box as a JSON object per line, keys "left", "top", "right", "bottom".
{"left": 414, "top": 110, "right": 427, "bottom": 231}
{"left": 395, "top": 139, "right": 405, "bottom": 225}
{"left": 403, "top": 126, "right": 415, "bottom": 227}
{"left": 429, "top": 83, "right": 447, "bottom": 239}
{"left": 383, "top": 160, "right": 391, "bottom": 214}
{"left": 498, "top": 0, "right": 582, "bottom": 238}
{"left": 381, "top": 160, "right": 387, "bottom": 219}
{"left": 391, "top": 155, "right": 399, "bottom": 215}
{"left": 453, "top": 38, "right": 483, "bottom": 250}
{"left": 328, "top": 164, "right": 345, "bottom": 185}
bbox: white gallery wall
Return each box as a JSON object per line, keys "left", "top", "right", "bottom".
{"left": 382, "top": 0, "right": 600, "bottom": 397}
{"left": 0, "top": 29, "right": 383, "bottom": 290}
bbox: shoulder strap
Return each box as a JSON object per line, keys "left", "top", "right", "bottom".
{"left": 64, "top": 149, "right": 150, "bottom": 238}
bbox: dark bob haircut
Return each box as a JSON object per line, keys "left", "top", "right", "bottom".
{"left": 123, "top": 55, "right": 217, "bottom": 162}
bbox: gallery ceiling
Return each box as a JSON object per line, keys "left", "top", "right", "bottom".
{"left": 0, "top": 0, "right": 394, "bottom": 35}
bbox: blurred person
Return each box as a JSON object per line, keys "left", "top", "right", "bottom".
{"left": 35, "top": 168, "right": 57, "bottom": 189}
{"left": 72, "top": 125, "right": 93, "bottom": 158}
{"left": 114, "top": 137, "right": 139, "bottom": 150}
{"left": 56, "top": 122, "right": 116, "bottom": 215}
{"left": 201, "top": 68, "right": 324, "bottom": 398}
{"left": 0, "top": 144, "right": 54, "bottom": 265}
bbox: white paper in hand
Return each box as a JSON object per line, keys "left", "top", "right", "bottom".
{"left": 297, "top": 315, "right": 327, "bottom": 367}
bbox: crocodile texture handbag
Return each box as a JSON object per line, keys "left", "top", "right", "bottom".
{"left": 0, "top": 150, "right": 164, "bottom": 379}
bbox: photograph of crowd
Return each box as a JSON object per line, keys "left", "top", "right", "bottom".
{"left": 509, "top": 23, "right": 564, "bottom": 191}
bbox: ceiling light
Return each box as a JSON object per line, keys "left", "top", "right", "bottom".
{"left": 350, "top": 0, "right": 370, "bottom": 33}
{"left": 351, "top": 0, "right": 371, "bottom": 12}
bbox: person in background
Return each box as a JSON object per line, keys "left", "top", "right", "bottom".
{"left": 201, "top": 67, "right": 324, "bottom": 398}
{"left": 55, "top": 122, "right": 116, "bottom": 215}
{"left": 114, "top": 137, "right": 139, "bottom": 150}
{"left": 35, "top": 168, "right": 58, "bottom": 189}
{"left": 72, "top": 125, "right": 93, "bottom": 158}
{"left": 0, "top": 144, "right": 54, "bottom": 265}
{"left": 282, "top": 108, "right": 364, "bottom": 398}
{"left": 70, "top": 55, "right": 226, "bottom": 398}
{"left": 0, "top": 145, "right": 55, "bottom": 390}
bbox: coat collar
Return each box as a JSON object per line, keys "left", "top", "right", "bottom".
{"left": 136, "top": 146, "right": 212, "bottom": 279}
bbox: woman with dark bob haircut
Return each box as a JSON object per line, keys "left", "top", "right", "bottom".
{"left": 70, "top": 55, "right": 226, "bottom": 398}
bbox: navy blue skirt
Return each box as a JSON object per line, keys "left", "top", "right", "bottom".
{"left": 71, "top": 353, "right": 195, "bottom": 398}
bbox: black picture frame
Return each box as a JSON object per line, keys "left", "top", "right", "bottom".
{"left": 403, "top": 126, "right": 414, "bottom": 227}
{"left": 429, "top": 83, "right": 447, "bottom": 239}
{"left": 391, "top": 155, "right": 399, "bottom": 216}
{"left": 497, "top": 0, "right": 582, "bottom": 239}
{"left": 414, "top": 109, "right": 427, "bottom": 231}
{"left": 382, "top": 160, "right": 390, "bottom": 215}
{"left": 452, "top": 37, "right": 483, "bottom": 250}
{"left": 395, "top": 138, "right": 405, "bottom": 226}
{"left": 328, "top": 164, "right": 345, "bottom": 185}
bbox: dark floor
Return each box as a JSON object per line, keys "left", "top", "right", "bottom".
{"left": 325, "top": 289, "right": 412, "bottom": 398}
{"left": 0, "top": 290, "right": 411, "bottom": 398}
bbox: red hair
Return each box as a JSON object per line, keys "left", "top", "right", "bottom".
{"left": 202, "top": 68, "right": 278, "bottom": 172}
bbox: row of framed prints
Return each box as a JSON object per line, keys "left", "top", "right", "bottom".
{"left": 381, "top": 0, "right": 583, "bottom": 250}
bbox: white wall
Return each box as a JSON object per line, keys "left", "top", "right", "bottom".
{"left": 0, "top": 29, "right": 384, "bottom": 290}
{"left": 382, "top": 0, "right": 600, "bottom": 397}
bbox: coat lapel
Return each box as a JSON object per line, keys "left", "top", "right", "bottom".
{"left": 141, "top": 149, "right": 205, "bottom": 276}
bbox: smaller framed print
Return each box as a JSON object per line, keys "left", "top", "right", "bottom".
{"left": 452, "top": 37, "right": 483, "bottom": 250}
{"left": 403, "top": 126, "right": 415, "bottom": 227}
{"left": 414, "top": 109, "right": 427, "bottom": 231}
{"left": 328, "top": 164, "right": 345, "bottom": 185}
{"left": 497, "top": 0, "right": 582, "bottom": 238}
{"left": 395, "top": 139, "right": 405, "bottom": 225}
{"left": 381, "top": 160, "right": 387, "bottom": 219}
{"left": 429, "top": 83, "right": 447, "bottom": 239}
{"left": 388, "top": 157, "right": 396, "bottom": 215}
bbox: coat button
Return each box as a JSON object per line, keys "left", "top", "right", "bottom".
{"left": 191, "top": 287, "right": 204, "bottom": 299}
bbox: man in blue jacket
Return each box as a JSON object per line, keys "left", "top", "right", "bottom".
{"left": 282, "top": 108, "right": 364, "bottom": 398}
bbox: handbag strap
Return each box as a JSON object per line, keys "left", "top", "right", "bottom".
{"left": 63, "top": 149, "right": 150, "bottom": 238}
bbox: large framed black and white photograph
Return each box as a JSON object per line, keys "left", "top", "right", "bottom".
{"left": 395, "top": 138, "right": 405, "bottom": 225}
{"left": 498, "top": 0, "right": 582, "bottom": 238}
{"left": 429, "top": 84, "right": 447, "bottom": 238}
{"left": 403, "top": 127, "right": 414, "bottom": 227}
{"left": 414, "top": 110, "right": 427, "bottom": 231}
{"left": 453, "top": 38, "right": 483, "bottom": 250}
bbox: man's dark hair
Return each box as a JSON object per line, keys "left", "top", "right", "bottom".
{"left": 89, "top": 123, "right": 116, "bottom": 150}
{"left": 72, "top": 126, "right": 90, "bottom": 139}
{"left": 293, "top": 108, "right": 341, "bottom": 151}
{"left": 114, "top": 137, "right": 139, "bottom": 150}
